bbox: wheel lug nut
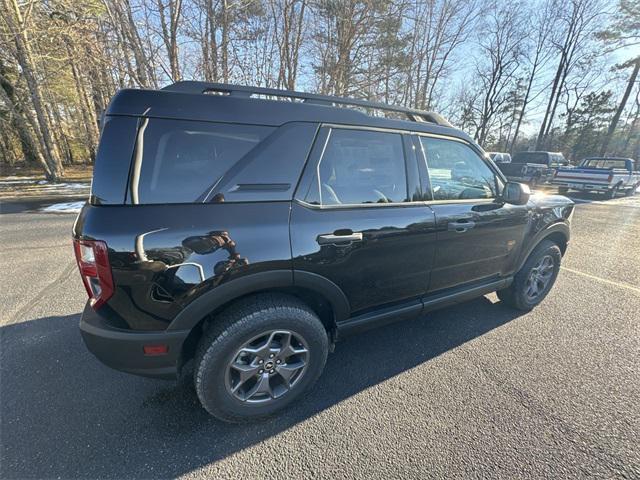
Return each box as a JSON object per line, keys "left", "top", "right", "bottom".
{"left": 258, "top": 360, "right": 263, "bottom": 364}
{"left": 276, "top": 359, "right": 281, "bottom": 364}
{"left": 269, "top": 353, "right": 274, "bottom": 358}
{"left": 258, "top": 369, "right": 264, "bottom": 374}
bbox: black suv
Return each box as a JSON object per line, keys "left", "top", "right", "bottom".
{"left": 74, "top": 82, "right": 573, "bottom": 422}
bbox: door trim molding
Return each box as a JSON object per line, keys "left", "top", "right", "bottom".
{"left": 336, "top": 276, "right": 512, "bottom": 338}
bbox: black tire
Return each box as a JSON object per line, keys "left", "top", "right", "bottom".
{"left": 626, "top": 185, "right": 638, "bottom": 197}
{"left": 194, "top": 293, "right": 328, "bottom": 422}
{"left": 558, "top": 187, "right": 569, "bottom": 195}
{"left": 607, "top": 184, "right": 620, "bottom": 199}
{"left": 497, "top": 240, "right": 562, "bottom": 311}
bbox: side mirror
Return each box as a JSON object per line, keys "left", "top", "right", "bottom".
{"left": 501, "top": 182, "right": 530, "bottom": 205}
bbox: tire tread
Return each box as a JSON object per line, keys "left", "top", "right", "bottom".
{"left": 194, "top": 293, "right": 327, "bottom": 422}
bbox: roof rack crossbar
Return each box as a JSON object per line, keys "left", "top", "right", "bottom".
{"left": 161, "top": 81, "right": 452, "bottom": 127}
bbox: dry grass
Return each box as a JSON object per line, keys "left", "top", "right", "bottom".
{"left": 0, "top": 165, "right": 93, "bottom": 182}
{"left": 0, "top": 165, "right": 92, "bottom": 200}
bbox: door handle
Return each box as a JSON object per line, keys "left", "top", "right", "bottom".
{"left": 448, "top": 220, "right": 475, "bottom": 233}
{"left": 317, "top": 231, "right": 363, "bottom": 245}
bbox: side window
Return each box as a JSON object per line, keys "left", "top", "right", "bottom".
{"left": 306, "top": 129, "right": 408, "bottom": 205}
{"left": 419, "top": 136, "right": 498, "bottom": 201}
{"left": 131, "top": 118, "right": 274, "bottom": 204}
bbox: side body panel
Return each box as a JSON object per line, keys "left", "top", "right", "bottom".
{"left": 427, "top": 202, "right": 531, "bottom": 292}
{"left": 74, "top": 202, "right": 292, "bottom": 330}
{"left": 290, "top": 202, "right": 437, "bottom": 315}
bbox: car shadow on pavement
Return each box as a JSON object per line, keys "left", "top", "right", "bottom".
{"left": 1, "top": 296, "right": 524, "bottom": 479}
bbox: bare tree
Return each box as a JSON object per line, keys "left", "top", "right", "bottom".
{"left": 402, "top": 0, "right": 478, "bottom": 110}
{"left": 473, "top": 1, "right": 525, "bottom": 146}
{"left": 2, "top": 0, "right": 64, "bottom": 180}
{"left": 157, "top": 0, "right": 184, "bottom": 81}
{"left": 508, "top": 0, "right": 558, "bottom": 152}
{"left": 535, "top": 0, "right": 605, "bottom": 149}
{"left": 270, "top": 0, "right": 307, "bottom": 89}
{"left": 600, "top": 57, "right": 640, "bottom": 155}
{"left": 0, "top": 63, "right": 49, "bottom": 174}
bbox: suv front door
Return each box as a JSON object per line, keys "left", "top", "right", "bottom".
{"left": 291, "top": 126, "right": 437, "bottom": 316}
{"left": 416, "top": 135, "right": 530, "bottom": 292}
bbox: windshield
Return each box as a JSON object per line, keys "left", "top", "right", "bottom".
{"left": 512, "top": 152, "right": 547, "bottom": 164}
{"left": 582, "top": 158, "right": 628, "bottom": 169}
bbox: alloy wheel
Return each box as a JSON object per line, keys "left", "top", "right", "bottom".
{"left": 525, "top": 254, "right": 555, "bottom": 302}
{"left": 225, "top": 330, "right": 309, "bottom": 403}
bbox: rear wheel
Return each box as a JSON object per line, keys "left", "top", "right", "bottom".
{"left": 607, "top": 184, "right": 620, "bottom": 199}
{"left": 194, "top": 293, "right": 328, "bottom": 422}
{"left": 497, "top": 240, "right": 561, "bottom": 311}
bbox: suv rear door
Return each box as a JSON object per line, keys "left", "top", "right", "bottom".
{"left": 416, "top": 135, "right": 530, "bottom": 292}
{"left": 291, "top": 126, "right": 437, "bottom": 316}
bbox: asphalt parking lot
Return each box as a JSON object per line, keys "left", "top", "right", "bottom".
{"left": 1, "top": 192, "right": 639, "bottom": 479}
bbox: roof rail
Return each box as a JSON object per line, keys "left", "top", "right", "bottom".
{"left": 161, "top": 81, "right": 452, "bottom": 127}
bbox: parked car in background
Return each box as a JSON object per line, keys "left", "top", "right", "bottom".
{"left": 498, "top": 151, "right": 569, "bottom": 187}
{"left": 74, "top": 82, "right": 574, "bottom": 422}
{"left": 553, "top": 157, "right": 639, "bottom": 198}
{"left": 487, "top": 152, "right": 512, "bottom": 164}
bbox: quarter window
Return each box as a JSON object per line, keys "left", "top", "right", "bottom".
{"left": 130, "top": 118, "right": 274, "bottom": 204}
{"left": 306, "top": 129, "right": 409, "bottom": 205}
{"left": 419, "top": 137, "right": 498, "bottom": 201}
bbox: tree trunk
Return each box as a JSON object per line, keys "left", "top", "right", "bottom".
{"left": 221, "top": 0, "right": 229, "bottom": 83}
{"left": 600, "top": 58, "right": 640, "bottom": 156}
{"left": 0, "top": 79, "right": 52, "bottom": 177}
{"left": 4, "top": 0, "right": 63, "bottom": 180}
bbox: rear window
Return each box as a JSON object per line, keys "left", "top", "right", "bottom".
{"left": 582, "top": 158, "right": 628, "bottom": 169}
{"left": 512, "top": 152, "right": 548, "bottom": 164}
{"left": 130, "top": 118, "right": 274, "bottom": 204}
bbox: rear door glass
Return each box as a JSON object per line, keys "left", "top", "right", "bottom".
{"left": 305, "top": 128, "right": 409, "bottom": 205}
{"left": 130, "top": 118, "right": 274, "bottom": 204}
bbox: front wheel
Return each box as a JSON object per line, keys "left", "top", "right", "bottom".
{"left": 498, "top": 240, "right": 561, "bottom": 311}
{"left": 194, "top": 293, "right": 329, "bottom": 422}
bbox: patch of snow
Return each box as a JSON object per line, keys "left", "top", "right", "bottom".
{"left": 0, "top": 179, "right": 36, "bottom": 185}
{"left": 2, "top": 176, "right": 36, "bottom": 181}
{"left": 37, "top": 180, "right": 49, "bottom": 185}
{"left": 40, "top": 201, "right": 86, "bottom": 213}
{"left": 63, "top": 183, "right": 90, "bottom": 189}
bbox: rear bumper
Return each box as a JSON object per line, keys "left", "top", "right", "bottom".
{"left": 552, "top": 181, "right": 612, "bottom": 191}
{"left": 80, "top": 302, "right": 189, "bottom": 379}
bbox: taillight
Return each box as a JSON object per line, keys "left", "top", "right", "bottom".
{"left": 73, "top": 239, "right": 114, "bottom": 310}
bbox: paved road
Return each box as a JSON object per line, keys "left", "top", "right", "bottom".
{"left": 1, "top": 193, "right": 639, "bottom": 479}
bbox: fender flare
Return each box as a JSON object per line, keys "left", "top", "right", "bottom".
{"left": 293, "top": 270, "right": 350, "bottom": 322}
{"left": 167, "top": 269, "right": 350, "bottom": 331}
{"left": 515, "top": 222, "right": 570, "bottom": 272}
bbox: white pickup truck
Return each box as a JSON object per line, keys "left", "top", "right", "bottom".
{"left": 553, "top": 157, "right": 640, "bottom": 198}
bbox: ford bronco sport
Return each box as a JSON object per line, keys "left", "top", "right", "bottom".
{"left": 74, "top": 82, "right": 574, "bottom": 422}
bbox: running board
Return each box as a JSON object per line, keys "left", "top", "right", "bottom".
{"left": 336, "top": 277, "right": 512, "bottom": 338}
